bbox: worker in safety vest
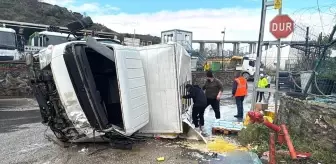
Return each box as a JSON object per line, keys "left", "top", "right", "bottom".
{"left": 256, "top": 73, "right": 269, "bottom": 102}
{"left": 232, "top": 72, "right": 248, "bottom": 119}
{"left": 203, "top": 62, "right": 210, "bottom": 71}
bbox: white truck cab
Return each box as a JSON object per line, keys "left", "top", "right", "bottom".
{"left": 25, "top": 31, "right": 75, "bottom": 54}
{"left": 29, "top": 31, "right": 75, "bottom": 47}
{"left": 236, "top": 56, "right": 264, "bottom": 80}
{"left": 0, "top": 27, "right": 20, "bottom": 60}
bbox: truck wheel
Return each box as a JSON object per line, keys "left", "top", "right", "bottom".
{"left": 242, "top": 72, "right": 250, "bottom": 80}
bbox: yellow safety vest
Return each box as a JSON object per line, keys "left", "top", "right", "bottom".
{"left": 258, "top": 78, "right": 269, "bottom": 88}
{"left": 204, "top": 63, "right": 210, "bottom": 71}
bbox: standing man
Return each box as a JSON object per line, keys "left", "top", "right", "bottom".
{"left": 182, "top": 84, "right": 207, "bottom": 132}
{"left": 202, "top": 71, "right": 223, "bottom": 120}
{"left": 232, "top": 72, "right": 248, "bottom": 119}
{"left": 256, "top": 74, "right": 269, "bottom": 102}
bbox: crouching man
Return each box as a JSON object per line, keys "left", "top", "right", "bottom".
{"left": 183, "top": 84, "right": 207, "bottom": 132}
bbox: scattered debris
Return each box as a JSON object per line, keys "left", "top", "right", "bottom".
{"left": 207, "top": 137, "right": 248, "bottom": 153}
{"left": 212, "top": 127, "right": 240, "bottom": 135}
{"left": 156, "top": 157, "right": 165, "bottom": 162}
{"left": 181, "top": 136, "right": 247, "bottom": 154}
{"left": 78, "top": 147, "right": 88, "bottom": 154}
{"left": 188, "top": 151, "right": 205, "bottom": 160}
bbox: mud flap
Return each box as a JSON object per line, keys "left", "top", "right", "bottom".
{"left": 180, "top": 113, "right": 207, "bottom": 144}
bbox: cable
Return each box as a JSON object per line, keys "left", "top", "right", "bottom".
{"left": 316, "top": 0, "right": 326, "bottom": 34}
{"left": 290, "top": 2, "right": 336, "bottom": 34}
{"left": 314, "top": 72, "right": 325, "bottom": 95}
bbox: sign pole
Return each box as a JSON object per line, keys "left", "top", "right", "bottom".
{"left": 274, "top": 5, "right": 282, "bottom": 124}
{"left": 251, "top": 0, "right": 268, "bottom": 111}
{"left": 221, "top": 28, "right": 226, "bottom": 70}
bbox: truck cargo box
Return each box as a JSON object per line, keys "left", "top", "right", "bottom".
{"left": 137, "top": 43, "right": 192, "bottom": 134}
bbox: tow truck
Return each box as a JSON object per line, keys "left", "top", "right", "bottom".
{"left": 0, "top": 19, "right": 121, "bottom": 55}
{"left": 25, "top": 30, "right": 122, "bottom": 55}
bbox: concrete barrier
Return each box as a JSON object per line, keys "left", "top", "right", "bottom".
{"left": 192, "top": 71, "right": 236, "bottom": 89}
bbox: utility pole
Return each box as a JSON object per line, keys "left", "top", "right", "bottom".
{"left": 274, "top": 6, "right": 282, "bottom": 124}
{"left": 252, "top": 0, "right": 282, "bottom": 111}
{"left": 305, "top": 27, "right": 309, "bottom": 57}
{"left": 221, "top": 28, "right": 226, "bottom": 70}
{"left": 251, "top": 0, "right": 269, "bottom": 110}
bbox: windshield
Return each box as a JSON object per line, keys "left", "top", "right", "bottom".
{"left": 44, "top": 35, "right": 70, "bottom": 46}
{"left": 0, "top": 31, "right": 16, "bottom": 49}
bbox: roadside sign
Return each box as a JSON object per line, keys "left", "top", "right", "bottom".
{"left": 269, "top": 15, "right": 294, "bottom": 39}
{"left": 274, "top": 0, "right": 282, "bottom": 9}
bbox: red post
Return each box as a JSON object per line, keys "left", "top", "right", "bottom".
{"left": 264, "top": 120, "right": 281, "bottom": 132}
{"left": 269, "top": 132, "right": 276, "bottom": 164}
{"left": 281, "top": 124, "right": 297, "bottom": 159}
{"left": 248, "top": 111, "right": 264, "bottom": 123}
{"left": 277, "top": 133, "right": 285, "bottom": 145}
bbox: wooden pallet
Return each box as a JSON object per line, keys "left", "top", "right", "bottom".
{"left": 212, "top": 127, "right": 240, "bottom": 135}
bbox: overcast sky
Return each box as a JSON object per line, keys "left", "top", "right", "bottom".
{"left": 40, "top": 0, "right": 336, "bottom": 44}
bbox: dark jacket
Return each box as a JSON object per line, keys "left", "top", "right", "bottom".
{"left": 183, "top": 85, "right": 207, "bottom": 107}
{"left": 202, "top": 78, "right": 223, "bottom": 99}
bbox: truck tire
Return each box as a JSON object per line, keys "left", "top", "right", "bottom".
{"left": 242, "top": 72, "right": 250, "bottom": 80}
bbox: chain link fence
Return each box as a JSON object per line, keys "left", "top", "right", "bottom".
{"left": 285, "top": 23, "right": 336, "bottom": 99}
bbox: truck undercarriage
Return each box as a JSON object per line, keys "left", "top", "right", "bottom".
{"left": 29, "top": 63, "right": 83, "bottom": 142}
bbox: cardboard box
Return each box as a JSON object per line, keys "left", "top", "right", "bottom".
{"left": 254, "top": 103, "right": 269, "bottom": 112}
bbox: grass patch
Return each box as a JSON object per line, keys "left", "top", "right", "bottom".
{"left": 237, "top": 124, "right": 336, "bottom": 164}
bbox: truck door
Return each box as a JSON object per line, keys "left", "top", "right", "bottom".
{"left": 113, "top": 49, "right": 149, "bottom": 135}
{"left": 86, "top": 38, "right": 149, "bottom": 136}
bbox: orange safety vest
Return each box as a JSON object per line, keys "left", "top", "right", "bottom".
{"left": 234, "top": 76, "right": 247, "bottom": 96}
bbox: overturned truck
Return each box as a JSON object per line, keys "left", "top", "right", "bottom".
{"left": 26, "top": 37, "right": 196, "bottom": 142}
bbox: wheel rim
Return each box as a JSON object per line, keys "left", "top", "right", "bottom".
{"left": 243, "top": 73, "right": 249, "bottom": 79}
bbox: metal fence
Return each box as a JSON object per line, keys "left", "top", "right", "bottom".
{"left": 285, "top": 24, "right": 336, "bottom": 97}
{"left": 179, "top": 80, "right": 192, "bottom": 113}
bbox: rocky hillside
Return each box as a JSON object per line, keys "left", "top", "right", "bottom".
{"left": 0, "top": 0, "right": 115, "bottom": 32}
{"left": 0, "top": 0, "right": 160, "bottom": 43}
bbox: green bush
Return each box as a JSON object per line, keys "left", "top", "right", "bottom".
{"left": 238, "top": 123, "right": 336, "bottom": 163}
